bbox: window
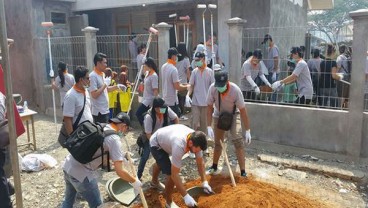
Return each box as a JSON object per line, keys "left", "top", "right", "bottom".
{"left": 51, "top": 12, "right": 66, "bottom": 24}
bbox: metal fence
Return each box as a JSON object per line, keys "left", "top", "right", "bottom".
{"left": 241, "top": 25, "right": 368, "bottom": 111}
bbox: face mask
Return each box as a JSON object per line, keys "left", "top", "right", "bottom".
{"left": 117, "top": 132, "right": 123, "bottom": 137}
{"left": 159, "top": 107, "right": 167, "bottom": 114}
{"left": 175, "top": 57, "right": 178, "bottom": 63}
{"left": 216, "top": 85, "right": 227, "bottom": 93}
{"left": 82, "top": 79, "right": 89, "bottom": 89}
{"left": 195, "top": 61, "right": 203, "bottom": 67}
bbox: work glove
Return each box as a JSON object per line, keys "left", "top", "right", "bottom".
{"left": 207, "top": 126, "right": 214, "bottom": 140}
{"left": 272, "top": 72, "right": 277, "bottom": 82}
{"left": 104, "top": 77, "right": 111, "bottom": 86}
{"left": 271, "top": 81, "right": 283, "bottom": 92}
{"left": 337, "top": 73, "right": 344, "bottom": 81}
{"left": 243, "top": 130, "right": 251, "bottom": 145}
{"left": 185, "top": 95, "right": 192, "bottom": 107}
{"left": 131, "top": 179, "right": 142, "bottom": 196}
{"left": 183, "top": 194, "right": 197, "bottom": 207}
{"left": 254, "top": 86, "right": 260, "bottom": 95}
{"left": 202, "top": 181, "right": 214, "bottom": 194}
{"left": 117, "top": 84, "right": 127, "bottom": 92}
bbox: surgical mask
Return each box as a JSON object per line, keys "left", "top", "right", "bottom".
{"left": 117, "top": 132, "right": 124, "bottom": 137}
{"left": 82, "top": 80, "right": 89, "bottom": 89}
{"left": 159, "top": 107, "right": 167, "bottom": 114}
{"left": 195, "top": 60, "right": 203, "bottom": 67}
{"left": 175, "top": 57, "right": 178, "bottom": 62}
{"left": 291, "top": 58, "right": 297, "bottom": 63}
{"left": 216, "top": 85, "right": 227, "bottom": 93}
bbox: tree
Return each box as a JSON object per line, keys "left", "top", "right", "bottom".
{"left": 308, "top": 0, "right": 368, "bottom": 44}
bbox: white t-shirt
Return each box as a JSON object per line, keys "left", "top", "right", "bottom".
{"left": 189, "top": 67, "right": 214, "bottom": 106}
{"left": 142, "top": 72, "right": 158, "bottom": 107}
{"left": 160, "top": 62, "right": 180, "bottom": 106}
{"left": 292, "top": 60, "right": 313, "bottom": 99}
{"left": 137, "top": 54, "right": 145, "bottom": 71}
{"left": 206, "top": 82, "right": 245, "bottom": 118}
{"left": 89, "top": 70, "right": 109, "bottom": 115}
{"left": 177, "top": 58, "right": 190, "bottom": 84}
{"left": 63, "top": 87, "right": 93, "bottom": 125}
{"left": 206, "top": 44, "right": 219, "bottom": 65}
{"left": 63, "top": 125, "right": 125, "bottom": 182}
{"left": 0, "top": 92, "right": 5, "bottom": 121}
{"left": 150, "top": 124, "right": 202, "bottom": 168}
{"left": 55, "top": 73, "right": 75, "bottom": 105}
{"left": 240, "top": 58, "right": 266, "bottom": 91}
{"left": 336, "top": 54, "right": 349, "bottom": 74}
{"left": 144, "top": 108, "right": 178, "bottom": 134}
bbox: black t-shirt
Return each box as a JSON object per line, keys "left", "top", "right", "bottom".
{"left": 319, "top": 58, "right": 337, "bottom": 88}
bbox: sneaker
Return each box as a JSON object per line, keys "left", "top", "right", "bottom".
{"left": 241, "top": 172, "right": 248, "bottom": 177}
{"left": 179, "top": 115, "right": 188, "bottom": 121}
{"left": 206, "top": 167, "right": 221, "bottom": 175}
{"left": 165, "top": 201, "right": 179, "bottom": 208}
{"left": 149, "top": 181, "right": 165, "bottom": 191}
{"left": 189, "top": 152, "right": 196, "bottom": 159}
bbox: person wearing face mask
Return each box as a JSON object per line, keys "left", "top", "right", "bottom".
{"left": 272, "top": 47, "right": 313, "bottom": 105}
{"left": 137, "top": 97, "right": 178, "bottom": 186}
{"left": 206, "top": 69, "right": 251, "bottom": 177}
{"left": 61, "top": 112, "right": 143, "bottom": 208}
{"left": 240, "top": 49, "right": 272, "bottom": 101}
{"left": 160, "top": 48, "right": 190, "bottom": 117}
{"left": 62, "top": 66, "right": 94, "bottom": 136}
{"left": 187, "top": 51, "right": 215, "bottom": 158}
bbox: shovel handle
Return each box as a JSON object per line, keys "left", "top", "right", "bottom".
{"left": 220, "top": 140, "right": 236, "bottom": 187}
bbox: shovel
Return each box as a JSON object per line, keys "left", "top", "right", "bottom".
{"left": 220, "top": 139, "right": 236, "bottom": 187}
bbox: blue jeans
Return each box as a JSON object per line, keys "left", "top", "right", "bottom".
{"left": 62, "top": 171, "right": 102, "bottom": 208}
{"left": 267, "top": 73, "right": 279, "bottom": 102}
{"left": 137, "top": 140, "right": 150, "bottom": 179}
{"left": 135, "top": 103, "right": 150, "bottom": 126}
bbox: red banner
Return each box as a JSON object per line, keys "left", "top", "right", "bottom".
{"left": 0, "top": 64, "right": 25, "bottom": 137}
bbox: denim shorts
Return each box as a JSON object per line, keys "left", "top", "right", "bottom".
{"left": 150, "top": 146, "right": 171, "bottom": 175}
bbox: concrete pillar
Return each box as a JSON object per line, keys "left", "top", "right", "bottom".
{"left": 346, "top": 9, "right": 368, "bottom": 158}
{"left": 226, "top": 17, "right": 246, "bottom": 86}
{"left": 155, "top": 22, "right": 172, "bottom": 95}
{"left": 82, "top": 26, "right": 99, "bottom": 71}
{"left": 218, "top": 0, "right": 231, "bottom": 68}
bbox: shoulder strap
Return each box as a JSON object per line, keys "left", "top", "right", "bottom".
{"left": 218, "top": 91, "right": 221, "bottom": 111}
{"left": 73, "top": 94, "right": 86, "bottom": 130}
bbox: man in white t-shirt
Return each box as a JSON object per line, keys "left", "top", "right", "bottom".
{"left": 61, "top": 112, "right": 142, "bottom": 208}
{"left": 206, "top": 69, "right": 252, "bottom": 177}
{"left": 89, "top": 52, "right": 120, "bottom": 123}
{"left": 272, "top": 47, "right": 313, "bottom": 105}
{"left": 63, "top": 66, "right": 93, "bottom": 135}
{"left": 150, "top": 124, "right": 213, "bottom": 208}
{"left": 160, "top": 48, "right": 189, "bottom": 117}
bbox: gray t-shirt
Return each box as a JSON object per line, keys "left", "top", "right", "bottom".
{"left": 150, "top": 124, "right": 202, "bottom": 168}
{"left": 189, "top": 67, "right": 214, "bottom": 106}
{"left": 63, "top": 125, "right": 125, "bottom": 182}
{"left": 240, "top": 58, "right": 265, "bottom": 91}
{"left": 63, "top": 88, "right": 93, "bottom": 125}
{"left": 137, "top": 54, "right": 145, "bottom": 71}
{"left": 206, "top": 82, "right": 246, "bottom": 118}
{"left": 206, "top": 44, "right": 219, "bottom": 65}
{"left": 336, "top": 54, "right": 349, "bottom": 74}
{"left": 89, "top": 71, "right": 109, "bottom": 115}
{"left": 177, "top": 58, "right": 190, "bottom": 84}
{"left": 161, "top": 62, "right": 180, "bottom": 106}
{"left": 265, "top": 45, "right": 280, "bottom": 73}
{"left": 143, "top": 108, "right": 178, "bottom": 134}
{"left": 55, "top": 73, "right": 75, "bottom": 105}
{"left": 307, "top": 58, "right": 322, "bottom": 74}
{"left": 292, "top": 60, "right": 313, "bottom": 99}
{"left": 142, "top": 72, "right": 158, "bottom": 107}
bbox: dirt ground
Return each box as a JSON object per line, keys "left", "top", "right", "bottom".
{"left": 7, "top": 113, "right": 368, "bottom": 208}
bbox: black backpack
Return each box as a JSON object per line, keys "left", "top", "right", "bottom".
{"left": 63, "top": 120, "right": 117, "bottom": 167}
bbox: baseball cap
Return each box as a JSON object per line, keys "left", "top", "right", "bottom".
{"left": 261, "top": 34, "right": 272, "bottom": 44}
{"left": 109, "top": 112, "right": 131, "bottom": 126}
{"left": 214, "top": 69, "right": 228, "bottom": 87}
{"left": 194, "top": 51, "right": 205, "bottom": 60}
{"left": 168, "top": 47, "right": 181, "bottom": 57}
{"left": 152, "top": 97, "right": 167, "bottom": 108}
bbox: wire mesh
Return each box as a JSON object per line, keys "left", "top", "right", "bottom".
{"left": 241, "top": 25, "right": 368, "bottom": 111}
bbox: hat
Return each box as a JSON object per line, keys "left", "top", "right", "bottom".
{"left": 109, "top": 112, "right": 131, "bottom": 126}
{"left": 290, "top": 46, "right": 302, "bottom": 54}
{"left": 214, "top": 69, "right": 228, "bottom": 87}
{"left": 168, "top": 47, "right": 181, "bottom": 57}
{"left": 261, "top": 34, "right": 272, "bottom": 44}
{"left": 194, "top": 51, "right": 205, "bottom": 60}
{"left": 152, "top": 97, "right": 167, "bottom": 108}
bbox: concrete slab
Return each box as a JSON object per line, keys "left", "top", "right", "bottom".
{"left": 257, "top": 154, "right": 366, "bottom": 182}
